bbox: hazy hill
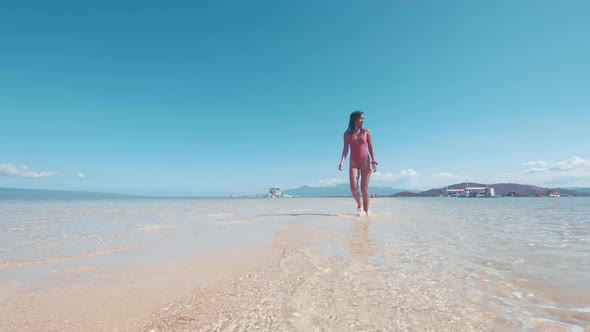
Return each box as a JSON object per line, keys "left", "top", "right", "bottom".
{"left": 566, "top": 187, "right": 590, "bottom": 193}
{"left": 283, "top": 183, "right": 413, "bottom": 197}
{"left": 0, "top": 187, "right": 139, "bottom": 199}
{"left": 391, "top": 183, "right": 590, "bottom": 197}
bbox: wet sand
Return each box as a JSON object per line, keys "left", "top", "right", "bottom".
{"left": 0, "top": 244, "right": 283, "bottom": 331}
{"left": 1, "top": 213, "right": 589, "bottom": 331}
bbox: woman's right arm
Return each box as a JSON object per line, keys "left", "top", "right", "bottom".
{"left": 339, "top": 133, "right": 349, "bottom": 171}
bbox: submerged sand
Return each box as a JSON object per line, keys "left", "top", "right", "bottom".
{"left": 0, "top": 244, "right": 281, "bottom": 331}
{"left": 144, "top": 222, "right": 513, "bottom": 332}
{"left": 1, "top": 212, "right": 588, "bottom": 331}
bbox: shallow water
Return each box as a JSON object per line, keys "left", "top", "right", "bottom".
{"left": 1, "top": 197, "right": 589, "bottom": 330}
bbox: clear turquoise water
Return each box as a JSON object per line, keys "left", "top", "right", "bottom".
{"left": 1, "top": 197, "right": 589, "bottom": 329}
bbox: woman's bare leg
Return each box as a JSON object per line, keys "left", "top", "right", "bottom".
{"left": 349, "top": 167, "right": 362, "bottom": 210}
{"left": 360, "top": 162, "right": 372, "bottom": 215}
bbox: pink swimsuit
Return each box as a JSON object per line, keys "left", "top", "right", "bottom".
{"left": 349, "top": 131, "right": 369, "bottom": 167}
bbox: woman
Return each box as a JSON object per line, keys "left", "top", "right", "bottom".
{"left": 338, "top": 111, "right": 378, "bottom": 216}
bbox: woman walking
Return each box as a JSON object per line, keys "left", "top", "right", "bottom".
{"left": 338, "top": 111, "right": 378, "bottom": 216}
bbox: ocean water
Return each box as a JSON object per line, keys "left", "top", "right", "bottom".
{"left": 0, "top": 198, "right": 290, "bottom": 282}
{"left": 1, "top": 197, "right": 589, "bottom": 330}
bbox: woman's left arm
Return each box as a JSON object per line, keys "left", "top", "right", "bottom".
{"left": 366, "top": 129, "right": 378, "bottom": 170}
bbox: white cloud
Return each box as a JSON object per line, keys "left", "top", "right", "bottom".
{"left": 523, "top": 156, "right": 590, "bottom": 174}
{"left": 372, "top": 168, "right": 418, "bottom": 182}
{"left": 524, "top": 167, "right": 547, "bottom": 174}
{"left": 522, "top": 160, "right": 549, "bottom": 167}
{"left": 432, "top": 172, "right": 459, "bottom": 178}
{"left": 549, "top": 156, "right": 590, "bottom": 171}
{"left": 77, "top": 172, "right": 87, "bottom": 179}
{"left": 0, "top": 163, "right": 58, "bottom": 178}
{"left": 400, "top": 169, "right": 418, "bottom": 177}
{"left": 373, "top": 171, "right": 390, "bottom": 178}
{"left": 312, "top": 178, "right": 347, "bottom": 186}
{"left": 520, "top": 156, "right": 590, "bottom": 187}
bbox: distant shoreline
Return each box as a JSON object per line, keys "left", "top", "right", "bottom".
{"left": 2, "top": 183, "right": 589, "bottom": 199}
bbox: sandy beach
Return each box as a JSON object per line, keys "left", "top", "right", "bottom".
{"left": 0, "top": 220, "right": 511, "bottom": 331}
{"left": 1, "top": 198, "right": 589, "bottom": 331}
{"left": 0, "top": 243, "right": 283, "bottom": 331}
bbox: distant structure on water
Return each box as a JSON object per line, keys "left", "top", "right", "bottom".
{"left": 445, "top": 183, "right": 497, "bottom": 198}
{"left": 268, "top": 186, "right": 282, "bottom": 198}
{"left": 534, "top": 189, "right": 561, "bottom": 198}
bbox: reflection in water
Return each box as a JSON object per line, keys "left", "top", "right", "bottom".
{"left": 349, "top": 219, "right": 376, "bottom": 265}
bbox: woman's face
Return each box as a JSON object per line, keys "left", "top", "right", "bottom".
{"left": 355, "top": 114, "right": 364, "bottom": 128}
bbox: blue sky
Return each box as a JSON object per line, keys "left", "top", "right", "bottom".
{"left": 1, "top": 0, "right": 589, "bottom": 196}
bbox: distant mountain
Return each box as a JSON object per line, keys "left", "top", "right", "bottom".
{"left": 391, "top": 183, "right": 590, "bottom": 197}
{"left": 0, "top": 187, "right": 140, "bottom": 199}
{"left": 283, "top": 183, "right": 414, "bottom": 197}
{"left": 566, "top": 187, "right": 590, "bottom": 193}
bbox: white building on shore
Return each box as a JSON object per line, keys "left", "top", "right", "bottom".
{"left": 268, "top": 186, "right": 282, "bottom": 198}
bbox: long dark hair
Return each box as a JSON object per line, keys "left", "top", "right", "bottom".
{"left": 346, "top": 110, "right": 364, "bottom": 134}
